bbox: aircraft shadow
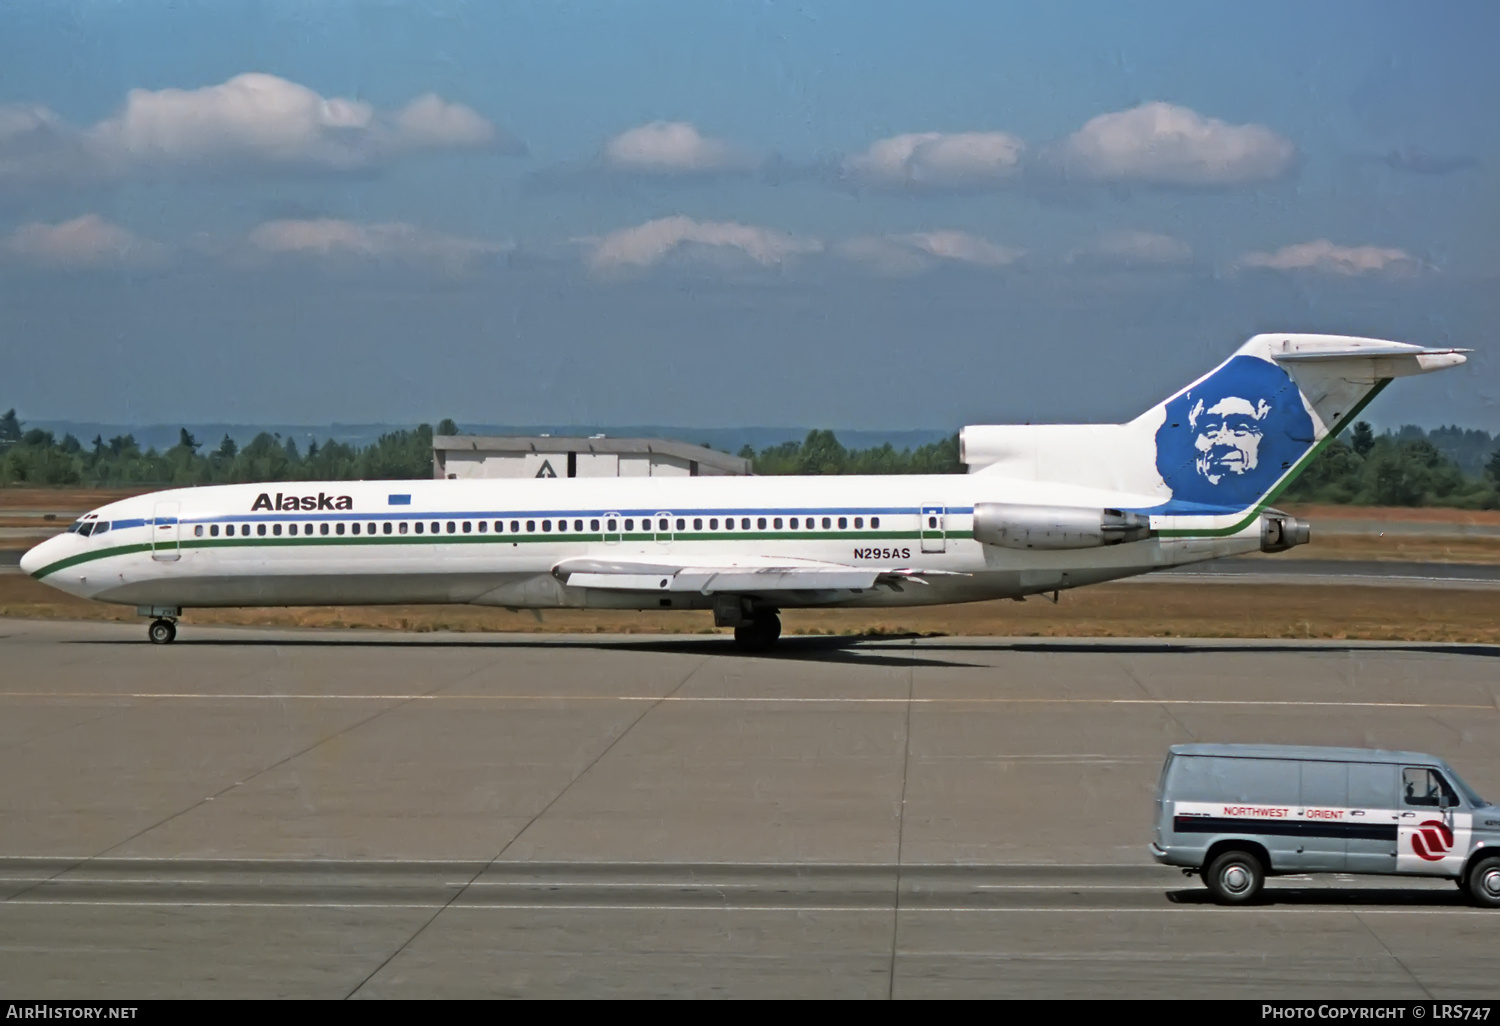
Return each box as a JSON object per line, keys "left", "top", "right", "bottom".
{"left": 73, "top": 633, "right": 979, "bottom": 668}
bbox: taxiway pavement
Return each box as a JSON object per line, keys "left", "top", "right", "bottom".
{"left": 2, "top": 618, "right": 1497, "bottom": 998}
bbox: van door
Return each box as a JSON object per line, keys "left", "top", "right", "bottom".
{"left": 1396, "top": 766, "right": 1472, "bottom": 877}
{"left": 1297, "top": 761, "right": 1348, "bottom": 872}
{"left": 1346, "top": 762, "right": 1399, "bottom": 875}
{"left": 151, "top": 501, "right": 181, "bottom": 562}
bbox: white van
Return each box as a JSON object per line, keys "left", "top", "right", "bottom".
{"left": 1151, "top": 744, "right": 1500, "bottom": 905}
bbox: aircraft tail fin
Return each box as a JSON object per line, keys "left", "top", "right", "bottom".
{"left": 961, "top": 334, "right": 1467, "bottom": 519}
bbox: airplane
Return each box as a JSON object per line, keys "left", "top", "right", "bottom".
{"left": 20, "top": 333, "right": 1467, "bottom": 650}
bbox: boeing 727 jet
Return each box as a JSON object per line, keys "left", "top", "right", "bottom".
{"left": 20, "top": 333, "right": 1468, "bottom": 649}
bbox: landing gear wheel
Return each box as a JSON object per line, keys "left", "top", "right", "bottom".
{"left": 1204, "top": 849, "right": 1264, "bottom": 905}
{"left": 1465, "top": 855, "right": 1500, "bottom": 908}
{"left": 148, "top": 618, "right": 177, "bottom": 645}
{"left": 732, "top": 613, "right": 781, "bottom": 653}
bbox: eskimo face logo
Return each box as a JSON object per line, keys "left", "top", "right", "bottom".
{"left": 1191, "top": 395, "right": 1271, "bottom": 484}
{"left": 1155, "top": 355, "right": 1315, "bottom": 508}
{"left": 1411, "top": 819, "right": 1454, "bottom": 862}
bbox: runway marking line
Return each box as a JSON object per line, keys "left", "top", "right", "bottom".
{"left": 2, "top": 899, "right": 1487, "bottom": 915}
{"left": 0, "top": 693, "right": 1494, "bottom": 711}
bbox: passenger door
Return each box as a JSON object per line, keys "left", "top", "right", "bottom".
{"left": 151, "top": 501, "right": 181, "bottom": 562}
{"left": 1345, "top": 762, "right": 1399, "bottom": 875}
{"left": 653, "top": 512, "right": 673, "bottom": 547}
{"left": 919, "top": 505, "right": 946, "bottom": 553}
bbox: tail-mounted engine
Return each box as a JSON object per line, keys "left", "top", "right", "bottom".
{"left": 1260, "top": 510, "right": 1310, "bottom": 553}
{"left": 972, "top": 502, "right": 1154, "bottom": 550}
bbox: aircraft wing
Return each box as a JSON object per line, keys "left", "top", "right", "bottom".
{"left": 552, "top": 557, "right": 955, "bottom": 594}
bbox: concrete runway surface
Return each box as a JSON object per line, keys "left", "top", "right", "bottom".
{"left": 2, "top": 618, "right": 1498, "bottom": 999}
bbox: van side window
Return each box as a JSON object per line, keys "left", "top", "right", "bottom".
{"left": 1403, "top": 767, "right": 1458, "bottom": 807}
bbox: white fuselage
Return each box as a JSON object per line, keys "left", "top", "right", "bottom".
{"left": 21, "top": 473, "right": 1262, "bottom": 613}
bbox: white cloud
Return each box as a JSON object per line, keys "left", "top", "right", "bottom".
{"left": 246, "top": 218, "right": 506, "bottom": 274}
{"left": 1051, "top": 102, "right": 1294, "bottom": 186}
{"left": 836, "top": 230, "right": 1023, "bottom": 276}
{"left": 602, "top": 121, "right": 751, "bottom": 175}
{"left": 843, "top": 131, "right": 1025, "bottom": 190}
{"left": 1236, "top": 239, "right": 1417, "bottom": 276}
{"left": 585, "top": 215, "right": 821, "bottom": 273}
{"left": 0, "top": 73, "right": 513, "bottom": 189}
{"left": 1, "top": 214, "right": 168, "bottom": 270}
{"left": 1068, "top": 230, "right": 1193, "bottom": 267}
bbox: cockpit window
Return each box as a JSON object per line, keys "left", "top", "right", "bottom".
{"left": 77, "top": 522, "right": 94, "bottom": 537}
{"left": 92, "top": 522, "right": 109, "bottom": 536}
{"left": 67, "top": 520, "right": 85, "bottom": 533}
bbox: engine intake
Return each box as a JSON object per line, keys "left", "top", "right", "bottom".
{"left": 972, "top": 502, "right": 1154, "bottom": 550}
{"left": 1260, "top": 511, "right": 1310, "bottom": 553}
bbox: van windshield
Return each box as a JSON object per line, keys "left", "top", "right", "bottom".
{"left": 1445, "top": 765, "right": 1488, "bottom": 808}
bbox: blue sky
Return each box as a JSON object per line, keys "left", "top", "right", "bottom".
{"left": 2, "top": 1, "right": 1496, "bottom": 431}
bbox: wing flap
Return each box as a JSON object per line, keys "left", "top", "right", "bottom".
{"left": 554, "top": 557, "right": 882, "bottom": 594}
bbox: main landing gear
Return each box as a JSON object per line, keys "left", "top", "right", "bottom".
{"left": 732, "top": 611, "right": 782, "bottom": 653}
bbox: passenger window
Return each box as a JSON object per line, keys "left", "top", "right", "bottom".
{"left": 789, "top": 518, "right": 798, "bottom": 529}
{"left": 575, "top": 520, "right": 584, "bottom": 532}
{"left": 399, "top": 522, "right": 409, "bottom": 534}
{"left": 243, "top": 525, "right": 252, "bottom": 537}
{"left": 477, "top": 521, "right": 486, "bottom": 533}
{"left": 558, "top": 520, "right": 568, "bottom": 533}
{"left": 384, "top": 522, "right": 393, "bottom": 535}
{"left": 676, "top": 518, "right": 685, "bottom": 531}
{"left": 194, "top": 525, "right": 203, "bottom": 537}
{"left": 415, "top": 522, "right": 424, "bottom": 534}
{"left": 368, "top": 523, "right": 377, "bottom": 534}
{"left": 446, "top": 522, "right": 456, "bottom": 534}
{"left": 273, "top": 523, "right": 283, "bottom": 536}
{"left": 773, "top": 518, "right": 783, "bottom": 529}
{"left": 542, "top": 520, "right": 552, "bottom": 533}
{"left": 591, "top": 519, "right": 600, "bottom": 532}
{"left": 304, "top": 524, "right": 312, "bottom": 535}
{"left": 431, "top": 522, "right": 440, "bottom": 534}
{"left": 336, "top": 523, "right": 345, "bottom": 536}
{"left": 625, "top": 519, "right": 634, "bottom": 531}
{"left": 741, "top": 518, "right": 750, "bottom": 530}
{"left": 693, "top": 518, "right": 703, "bottom": 530}
{"left": 463, "top": 522, "right": 472, "bottom": 533}
{"left": 822, "top": 517, "right": 831, "bottom": 529}
{"left": 320, "top": 523, "right": 329, "bottom": 536}
{"left": 210, "top": 524, "right": 219, "bottom": 537}
{"left": 854, "top": 517, "right": 863, "bottom": 529}
{"left": 288, "top": 524, "right": 297, "bottom": 536}
{"left": 352, "top": 523, "right": 360, "bottom": 535}
{"left": 257, "top": 524, "right": 267, "bottom": 536}
{"left": 1404, "top": 768, "right": 1459, "bottom": 808}
{"left": 838, "top": 517, "right": 847, "bottom": 529}
{"left": 709, "top": 518, "right": 718, "bottom": 530}
{"left": 757, "top": 517, "right": 767, "bottom": 529}
{"left": 871, "top": 516, "right": 880, "bottom": 529}
{"left": 494, "top": 521, "right": 503, "bottom": 533}
{"left": 928, "top": 516, "right": 937, "bottom": 529}
{"left": 659, "top": 518, "right": 668, "bottom": 531}
{"left": 607, "top": 519, "right": 617, "bottom": 531}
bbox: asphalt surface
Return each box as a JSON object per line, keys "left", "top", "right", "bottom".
{"left": 2, "top": 619, "right": 1498, "bottom": 998}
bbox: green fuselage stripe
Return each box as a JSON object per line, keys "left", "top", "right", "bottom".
{"left": 31, "top": 529, "right": 961, "bottom": 580}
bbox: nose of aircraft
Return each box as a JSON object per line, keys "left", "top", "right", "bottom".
{"left": 19, "top": 538, "right": 52, "bottom": 577}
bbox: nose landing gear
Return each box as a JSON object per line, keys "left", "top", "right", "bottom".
{"left": 137, "top": 606, "right": 182, "bottom": 644}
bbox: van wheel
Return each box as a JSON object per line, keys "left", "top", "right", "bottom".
{"left": 1466, "top": 856, "right": 1500, "bottom": 908}
{"left": 1205, "top": 850, "right": 1264, "bottom": 905}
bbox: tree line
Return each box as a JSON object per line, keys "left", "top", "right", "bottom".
{"left": 0, "top": 410, "right": 447, "bottom": 487}
{"left": 2, "top": 408, "right": 1499, "bottom": 507}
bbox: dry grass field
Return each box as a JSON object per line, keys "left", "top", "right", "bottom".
{"left": 4, "top": 571, "right": 1499, "bottom": 644}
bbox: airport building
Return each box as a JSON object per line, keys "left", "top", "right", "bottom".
{"left": 431, "top": 434, "right": 751, "bottom": 480}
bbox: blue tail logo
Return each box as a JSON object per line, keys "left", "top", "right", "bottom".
{"left": 1153, "top": 355, "right": 1315, "bottom": 511}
